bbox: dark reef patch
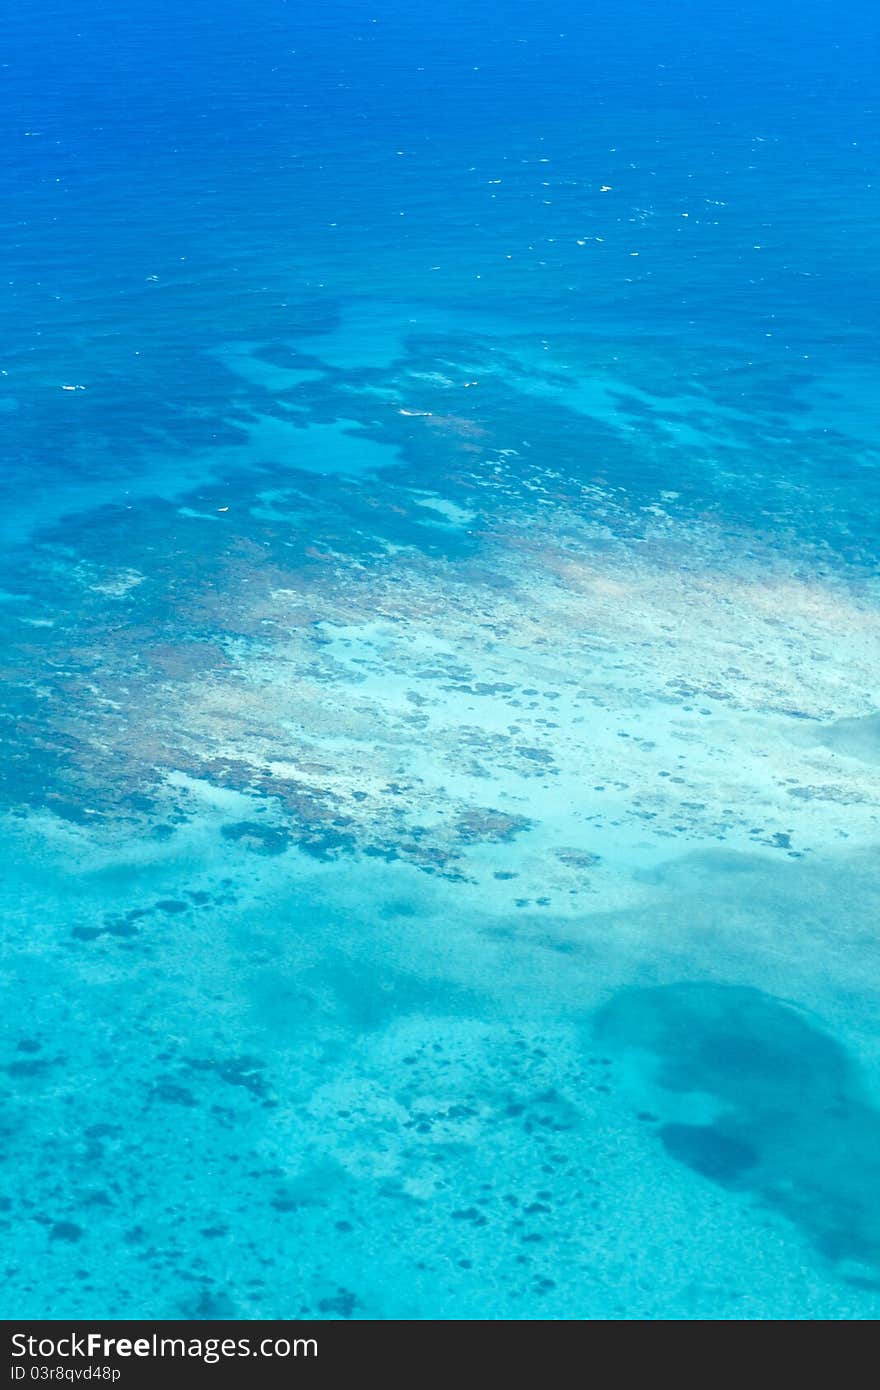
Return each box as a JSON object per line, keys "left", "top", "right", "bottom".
{"left": 596, "top": 982, "right": 880, "bottom": 1271}
{"left": 659, "top": 1123, "right": 758, "bottom": 1183}
{"left": 220, "top": 822, "right": 292, "bottom": 856}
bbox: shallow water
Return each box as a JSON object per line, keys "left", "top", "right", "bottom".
{"left": 2, "top": 0, "right": 880, "bottom": 1320}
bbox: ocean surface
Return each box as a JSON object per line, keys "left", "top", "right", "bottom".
{"left": 2, "top": 0, "right": 880, "bottom": 1319}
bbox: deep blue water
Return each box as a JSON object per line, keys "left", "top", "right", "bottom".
{"left": 2, "top": 1, "right": 880, "bottom": 1319}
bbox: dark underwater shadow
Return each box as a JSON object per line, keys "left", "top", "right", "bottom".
{"left": 595, "top": 981, "right": 880, "bottom": 1283}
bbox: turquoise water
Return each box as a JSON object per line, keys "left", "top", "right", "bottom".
{"left": 2, "top": 0, "right": 880, "bottom": 1319}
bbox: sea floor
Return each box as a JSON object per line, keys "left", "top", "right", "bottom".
{"left": 2, "top": 298, "right": 880, "bottom": 1319}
